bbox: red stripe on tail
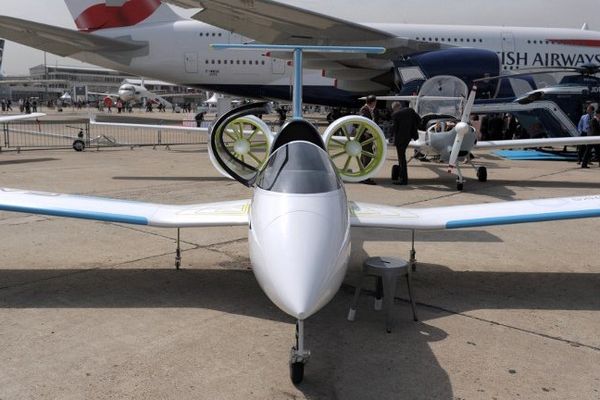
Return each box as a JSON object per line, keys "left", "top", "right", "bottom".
{"left": 75, "top": 0, "right": 161, "bottom": 32}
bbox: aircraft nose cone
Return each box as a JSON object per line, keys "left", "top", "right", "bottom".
{"left": 251, "top": 211, "right": 350, "bottom": 319}
{"left": 455, "top": 121, "right": 470, "bottom": 136}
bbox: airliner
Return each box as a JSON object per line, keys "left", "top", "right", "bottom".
{"left": 1, "top": 0, "right": 600, "bottom": 105}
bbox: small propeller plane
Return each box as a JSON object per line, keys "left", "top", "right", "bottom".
{"left": 369, "top": 75, "right": 600, "bottom": 190}
{"left": 2, "top": 46, "right": 600, "bottom": 384}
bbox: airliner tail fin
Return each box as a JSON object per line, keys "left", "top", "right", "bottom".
{"left": 64, "top": 0, "right": 167, "bottom": 32}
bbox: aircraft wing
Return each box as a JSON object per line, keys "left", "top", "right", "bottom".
{"left": 173, "top": 0, "right": 437, "bottom": 91}
{"left": 0, "top": 113, "right": 45, "bottom": 123}
{"left": 350, "top": 195, "right": 600, "bottom": 230}
{"left": 475, "top": 136, "right": 600, "bottom": 150}
{"left": 0, "top": 16, "right": 145, "bottom": 57}
{"left": 0, "top": 188, "right": 250, "bottom": 228}
{"left": 183, "top": 0, "right": 393, "bottom": 44}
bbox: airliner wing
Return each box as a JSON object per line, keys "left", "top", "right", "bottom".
{"left": 475, "top": 136, "right": 600, "bottom": 150}
{"left": 185, "top": 0, "right": 393, "bottom": 44}
{"left": 0, "top": 188, "right": 250, "bottom": 228}
{"left": 0, "top": 16, "right": 145, "bottom": 57}
{"left": 350, "top": 195, "right": 600, "bottom": 230}
{"left": 0, "top": 113, "right": 45, "bottom": 123}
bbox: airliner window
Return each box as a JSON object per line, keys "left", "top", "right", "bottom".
{"left": 257, "top": 142, "right": 341, "bottom": 194}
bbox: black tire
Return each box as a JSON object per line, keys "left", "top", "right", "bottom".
{"left": 457, "top": 182, "right": 464, "bottom": 191}
{"left": 72, "top": 140, "right": 85, "bottom": 152}
{"left": 477, "top": 166, "right": 488, "bottom": 182}
{"left": 391, "top": 164, "right": 400, "bottom": 181}
{"left": 290, "top": 362, "right": 304, "bottom": 384}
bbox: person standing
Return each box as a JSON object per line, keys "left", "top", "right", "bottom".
{"left": 577, "top": 105, "right": 595, "bottom": 164}
{"left": 390, "top": 101, "right": 421, "bottom": 185}
{"left": 357, "top": 95, "right": 378, "bottom": 185}
{"left": 582, "top": 109, "right": 600, "bottom": 168}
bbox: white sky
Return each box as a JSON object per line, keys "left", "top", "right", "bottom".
{"left": 1, "top": 0, "right": 599, "bottom": 75}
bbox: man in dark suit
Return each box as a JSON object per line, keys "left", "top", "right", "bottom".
{"left": 390, "top": 101, "right": 421, "bottom": 185}
{"left": 582, "top": 109, "right": 600, "bottom": 168}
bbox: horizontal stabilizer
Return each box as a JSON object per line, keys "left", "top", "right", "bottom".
{"left": 0, "top": 16, "right": 145, "bottom": 57}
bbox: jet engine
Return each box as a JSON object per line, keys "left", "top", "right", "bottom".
{"left": 396, "top": 48, "right": 501, "bottom": 97}
{"left": 322, "top": 116, "right": 388, "bottom": 183}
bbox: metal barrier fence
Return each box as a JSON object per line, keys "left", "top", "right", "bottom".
{"left": 2, "top": 119, "right": 89, "bottom": 151}
{"left": 0, "top": 117, "right": 322, "bottom": 152}
{"left": 1, "top": 119, "right": 209, "bottom": 152}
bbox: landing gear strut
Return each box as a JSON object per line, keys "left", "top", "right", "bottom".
{"left": 175, "top": 228, "right": 181, "bottom": 270}
{"left": 290, "top": 320, "right": 310, "bottom": 384}
{"left": 410, "top": 230, "right": 417, "bottom": 271}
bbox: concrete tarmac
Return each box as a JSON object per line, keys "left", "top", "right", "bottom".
{"left": 0, "top": 144, "right": 599, "bottom": 399}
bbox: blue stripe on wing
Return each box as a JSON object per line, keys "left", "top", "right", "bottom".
{"left": 0, "top": 204, "right": 149, "bottom": 225}
{"left": 446, "top": 209, "right": 600, "bottom": 229}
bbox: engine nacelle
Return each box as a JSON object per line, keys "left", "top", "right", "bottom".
{"left": 395, "top": 48, "right": 501, "bottom": 97}
{"left": 209, "top": 103, "right": 275, "bottom": 185}
{"left": 322, "top": 116, "right": 388, "bottom": 183}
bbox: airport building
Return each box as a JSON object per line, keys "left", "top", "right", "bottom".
{"left": 0, "top": 64, "right": 136, "bottom": 101}
{"left": 0, "top": 65, "right": 203, "bottom": 103}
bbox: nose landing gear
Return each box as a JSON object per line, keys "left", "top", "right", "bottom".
{"left": 290, "top": 320, "right": 310, "bottom": 384}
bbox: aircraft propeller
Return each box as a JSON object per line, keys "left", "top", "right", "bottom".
{"left": 447, "top": 85, "right": 477, "bottom": 172}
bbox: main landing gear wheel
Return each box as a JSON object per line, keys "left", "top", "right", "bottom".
{"left": 290, "top": 362, "right": 304, "bottom": 384}
{"left": 72, "top": 140, "right": 85, "bottom": 152}
{"left": 391, "top": 164, "right": 400, "bottom": 181}
{"left": 323, "top": 116, "right": 387, "bottom": 183}
{"left": 477, "top": 166, "right": 488, "bottom": 182}
{"left": 221, "top": 115, "right": 271, "bottom": 169}
{"left": 457, "top": 181, "right": 464, "bottom": 191}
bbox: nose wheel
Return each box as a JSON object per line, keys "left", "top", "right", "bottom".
{"left": 289, "top": 320, "right": 310, "bottom": 384}
{"left": 476, "top": 166, "right": 488, "bottom": 182}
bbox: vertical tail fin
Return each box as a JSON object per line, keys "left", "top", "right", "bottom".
{"left": 64, "top": 0, "right": 163, "bottom": 32}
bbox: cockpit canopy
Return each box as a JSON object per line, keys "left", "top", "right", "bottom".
{"left": 209, "top": 103, "right": 339, "bottom": 189}
{"left": 256, "top": 141, "right": 341, "bottom": 194}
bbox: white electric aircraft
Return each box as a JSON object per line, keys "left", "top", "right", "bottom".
{"left": 2, "top": 42, "right": 600, "bottom": 384}
{"left": 2, "top": 0, "right": 600, "bottom": 105}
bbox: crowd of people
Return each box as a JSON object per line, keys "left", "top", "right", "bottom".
{"left": 1, "top": 98, "right": 38, "bottom": 113}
